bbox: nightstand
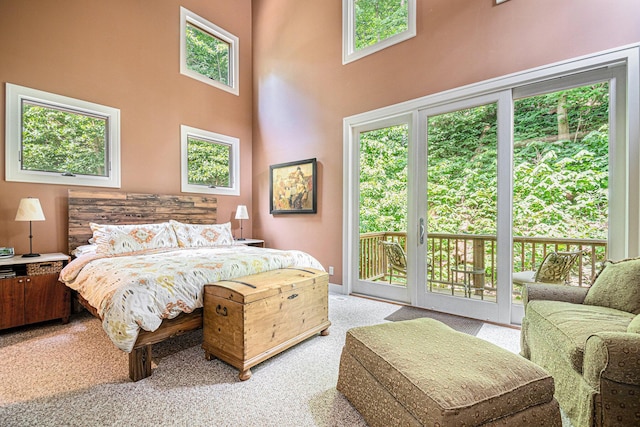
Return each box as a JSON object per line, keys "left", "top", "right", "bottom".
{"left": 0, "top": 252, "right": 71, "bottom": 330}
{"left": 235, "top": 239, "right": 265, "bottom": 248}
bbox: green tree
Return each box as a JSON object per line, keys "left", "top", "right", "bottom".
{"left": 355, "top": 0, "right": 408, "bottom": 50}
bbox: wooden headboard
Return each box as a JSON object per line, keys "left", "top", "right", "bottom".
{"left": 68, "top": 190, "right": 217, "bottom": 253}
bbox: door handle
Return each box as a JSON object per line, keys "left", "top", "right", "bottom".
{"left": 419, "top": 218, "right": 425, "bottom": 245}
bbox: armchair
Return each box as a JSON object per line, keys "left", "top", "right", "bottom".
{"left": 520, "top": 257, "right": 640, "bottom": 427}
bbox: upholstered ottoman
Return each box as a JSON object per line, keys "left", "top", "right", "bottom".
{"left": 337, "top": 318, "right": 561, "bottom": 426}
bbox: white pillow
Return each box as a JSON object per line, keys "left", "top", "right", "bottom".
{"left": 169, "top": 220, "right": 234, "bottom": 248}
{"left": 72, "top": 244, "right": 98, "bottom": 257}
{"left": 90, "top": 222, "right": 178, "bottom": 255}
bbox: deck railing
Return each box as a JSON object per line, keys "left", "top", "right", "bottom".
{"left": 360, "top": 232, "right": 607, "bottom": 290}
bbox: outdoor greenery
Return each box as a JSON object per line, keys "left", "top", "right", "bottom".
{"left": 359, "top": 83, "right": 609, "bottom": 241}
{"left": 187, "top": 137, "right": 231, "bottom": 188}
{"left": 354, "top": 0, "right": 408, "bottom": 50}
{"left": 21, "top": 102, "right": 107, "bottom": 176}
{"left": 186, "top": 23, "right": 230, "bottom": 86}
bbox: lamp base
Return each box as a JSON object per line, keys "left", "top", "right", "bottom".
{"left": 22, "top": 253, "right": 41, "bottom": 258}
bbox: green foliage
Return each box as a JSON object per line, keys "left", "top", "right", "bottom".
{"left": 359, "top": 125, "right": 408, "bottom": 232}
{"left": 186, "top": 23, "right": 230, "bottom": 85}
{"left": 21, "top": 102, "right": 107, "bottom": 176}
{"left": 187, "top": 137, "right": 230, "bottom": 187}
{"left": 359, "top": 83, "right": 609, "bottom": 240}
{"left": 354, "top": 0, "right": 408, "bottom": 50}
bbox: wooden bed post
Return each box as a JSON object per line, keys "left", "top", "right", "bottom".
{"left": 129, "top": 345, "right": 152, "bottom": 381}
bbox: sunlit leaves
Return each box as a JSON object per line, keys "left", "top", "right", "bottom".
{"left": 359, "top": 84, "right": 609, "bottom": 241}
{"left": 187, "top": 137, "right": 231, "bottom": 187}
{"left": 354, "top": 0, "right": 409, "bottom": 50}
{"left": 21, "top": 102, "right": 107, "bottom": 176}
{"left": 186, "top": 23, "right": 230, "bottom": 86}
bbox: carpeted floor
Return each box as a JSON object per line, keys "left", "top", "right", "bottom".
{"left": 0, "top": 293, "right": 567, "bottom": 426}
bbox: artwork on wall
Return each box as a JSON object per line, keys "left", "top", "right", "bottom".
{"left": 270, "top": 158, "right": 317, "bottom": 214}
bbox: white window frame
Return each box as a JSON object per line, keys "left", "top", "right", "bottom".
{"left": 342, "top": 0, "right": 417, "bottom": 65}
{"left": 180, "top": 125, "right": 240, "bottom": 196}
{"left": 5, "top": 83, "right": 121, "bottom": 188}
{"left": 180, "top": 6, "right": 239, "bottom": 96}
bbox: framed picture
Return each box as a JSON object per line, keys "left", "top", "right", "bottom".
{"left": 270, "top": 158, "right": 317, "bottom": 214}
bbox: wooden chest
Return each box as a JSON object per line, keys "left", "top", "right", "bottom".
{"left": 202, "top": 267, "right": 330, "bottom": 380}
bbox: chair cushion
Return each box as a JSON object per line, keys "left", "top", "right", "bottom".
{"left": 584, "top": 257, "right": 640, "bottom": 314}
{"left": 535, "top": 252, "right": 578, "bottom": 284}
{"left": 526, "top": 300, "right": 635, "bottom": 373}
{"left": 343, "top": 318, "right": 555, "bottom": 426}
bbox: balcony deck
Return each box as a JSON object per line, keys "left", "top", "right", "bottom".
{"left": 360, "top": 232, "right": 607, "bottom": 303}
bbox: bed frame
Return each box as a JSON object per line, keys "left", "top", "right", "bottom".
{"left": 68, "top": 189, "right": 218, "bottom": 381}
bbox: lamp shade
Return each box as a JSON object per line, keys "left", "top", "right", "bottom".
{"left": 235, "top": 205, "right": 249, "bottom": 220}
{"left": 15, "top": 198, "right": 45, "bottom": 221}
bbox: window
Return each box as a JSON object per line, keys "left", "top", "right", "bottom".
{"left": 180, "top": 7, "right": 239, "bottom": 95}
{"left": 342, "top": 0, "right": 416, "bottom": 64}
{"left": 5, "top": 83, "right": 121, "bottom": 188}
{"left": 181, "top": 125, "right": 240, "bottom": 196}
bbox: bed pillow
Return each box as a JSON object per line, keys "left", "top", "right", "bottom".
{"left": 583, "top": 257, "right": 640, "bottom": 315}
{"left": 72, "top": 244, "right": 98, "bottom": 257}
{"left": 170, "top": 220, "right": 234, "bottom": 248}
{"left": 90, "top": 222, "right": 179, "bottom": 255}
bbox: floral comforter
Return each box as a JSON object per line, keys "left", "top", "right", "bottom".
{"left": 59, "top": 245, "right": 324, "bottom": 352}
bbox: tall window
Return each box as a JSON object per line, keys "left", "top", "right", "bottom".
{"left": 180, "top": 7, "right": 239, "bottom": 95}
{"left": 343, "top": 0, "right": 416, "bottom": 64}
{"left": 5, "top": 83, "right": 121, "bottom": 188}
{"left": 181, "top": 125, "right": 240, "bottom": 196}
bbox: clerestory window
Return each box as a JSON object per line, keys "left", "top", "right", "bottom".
{"left": 343, "top": 0, "right": 416, "bottom": 64}
{"left": 180, "top": 7, "right": 239, "bottom": 95}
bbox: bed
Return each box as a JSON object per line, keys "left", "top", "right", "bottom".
{"left": 63, "top": 190, "right": 326, "bottom": 381}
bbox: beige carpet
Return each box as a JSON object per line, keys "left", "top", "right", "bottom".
{"left": 0, "top": 293, "right": 569, "bottom": 426}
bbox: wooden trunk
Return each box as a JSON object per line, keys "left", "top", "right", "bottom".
{"left": 202, "top": 268, "right": 330, "bottom": 380}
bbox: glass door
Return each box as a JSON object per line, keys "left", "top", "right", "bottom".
{"left": 415, "top": 92, "right": 512, "bottom": 323}
{"left": 352, "top": 117, "right": 413, "bottom": 303}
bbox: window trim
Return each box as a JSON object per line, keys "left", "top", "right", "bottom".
{"left": 180, "top": 125, "right": 240, "bottom": 196}
{"left": 5, "top": 82, "right": 121, "bottom": 188}
{"left": 180, "top": 6, "right": 239, "bottom": 96}
{"left": 342, "top": 0, "right": 417, "bottom": 65}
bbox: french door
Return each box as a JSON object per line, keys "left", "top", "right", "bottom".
{"left": 345, "top": 47, "right": 634, "bottom": 326}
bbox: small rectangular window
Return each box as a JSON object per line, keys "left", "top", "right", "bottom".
{"left": 5, "top": 83, "right": 120, "bottom": 188}
{"left": 181, "top": 125, "right": 240, "bottom": 196}
{"left": 343, "top": 0, "right": 416, "bottom": 64}
{"left": 180, "top": 7, "right": 239, "bottom": 95}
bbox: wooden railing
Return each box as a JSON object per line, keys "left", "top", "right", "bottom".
{"left": 360, "top": 232, "right": 607, "bottom": 290}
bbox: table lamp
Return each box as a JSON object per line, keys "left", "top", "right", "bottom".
{"left": 15, "top": 197, "right": 45, "bottom": 257}
{"left": 235, "top": 205, "right": 249, "bottom": 240}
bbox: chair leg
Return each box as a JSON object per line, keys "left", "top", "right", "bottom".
{"left": 389, "top": 269, "right": 393, "bottom": 284}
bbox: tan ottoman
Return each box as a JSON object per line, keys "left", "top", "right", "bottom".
{"left": 337, "top": 318, "right": 561, "bottom": 426}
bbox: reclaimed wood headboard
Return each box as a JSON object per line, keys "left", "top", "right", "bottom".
{"left": 68, "top": 190, "right": 217, "bottom": 254}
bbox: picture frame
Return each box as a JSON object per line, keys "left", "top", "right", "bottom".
{"left": 270, "top": 158, "right": 317, "bottom": 214}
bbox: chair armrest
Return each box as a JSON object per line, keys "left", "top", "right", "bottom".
{"left": 584, "top": 332, "right": 640, "bottom": 387}
{"left": 522, "top": 283, "right": 589, "bottom": 309}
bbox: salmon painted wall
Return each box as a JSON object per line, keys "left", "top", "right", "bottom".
{"left": 0, "top": 0, "right": 253, "bottom": 254}
{"left": 252, "top": 0, "right": 640, "bottom": 285}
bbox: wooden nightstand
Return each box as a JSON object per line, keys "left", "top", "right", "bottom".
{"left": 235, "top": 239, "right": 265, "bottom": 248}
{"left": 0, "top": 252, "right": 71, "bottom": 330}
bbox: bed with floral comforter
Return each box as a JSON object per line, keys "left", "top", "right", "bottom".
{"left": 60, "top": 245, "right": 324, "bottom": 353}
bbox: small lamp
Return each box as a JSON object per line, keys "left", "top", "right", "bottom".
{"left": 235, "top": 205, "right": 249, "bottom": 240}
{"left": 15, "top": 197, "right": 45, "bottom": 257}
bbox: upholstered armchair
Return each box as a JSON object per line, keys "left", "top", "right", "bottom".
{"left": 520, "top": 257, "right": 640, "bottom": 427}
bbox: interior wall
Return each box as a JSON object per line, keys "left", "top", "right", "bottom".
{"left": 0, "top": 0, "right": 253, "bottom": 254}
{"left": 252, "top": 0, "right": 640, "bottom": 285}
